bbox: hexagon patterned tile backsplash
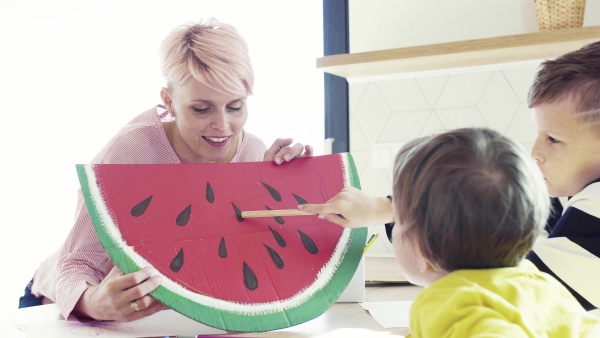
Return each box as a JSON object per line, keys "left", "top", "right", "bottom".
{"left": 352, "top": 64, "right": 540, "bottom": 257}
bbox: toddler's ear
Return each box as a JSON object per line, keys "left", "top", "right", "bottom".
{"left": 421, "top": 257, "right": 445, "bottom": 272}
{"left": 417, "top": 255, "right": 428, "bottom": 274}
{"left": 419, "top": 257, "right": 448, "bottom": 285}
{"left": 419, "top": 256, "right": 441, "bottom": 273}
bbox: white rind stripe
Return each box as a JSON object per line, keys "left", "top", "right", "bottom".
{"left": 84, "top": 159, "right": 353, "bottom": 315}
{"left": 533, "top": 237, "right": 600, "bottom": 308}
{"left": 340, "top": 153, "right": 351, "bottom": 188}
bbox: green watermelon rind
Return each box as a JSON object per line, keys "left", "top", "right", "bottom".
{"left": 76, "top": 153, "right": 366, "bottom": 332}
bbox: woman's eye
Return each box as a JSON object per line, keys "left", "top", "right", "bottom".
{"left": 547, "top": 135, "right": 559, "bottom": 144}
{"left": 227, "top": 106, "right": 242, "bottom": 111}
{"left": 194, "top": 107, "right": 210, "bottom": 113}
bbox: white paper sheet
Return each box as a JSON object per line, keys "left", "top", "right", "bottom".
{"left": 11, "top": 304, "right": 226, "bottom": 338}
{"left": 359, "top": 301, "right": 412, "bottom": 328}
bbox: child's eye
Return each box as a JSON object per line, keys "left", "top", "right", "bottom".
{"left": 547, "top": 135, "right": 559, "bottom": 143}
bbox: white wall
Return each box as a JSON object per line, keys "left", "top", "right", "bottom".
{"left": 348, "top": 0, "right": 600, "bottom": 258}
{"left": 0, "top": 0, "right": 323, "bottom": 313}
{"left": 349, "top": 0, "right": 600, "bottom": 52}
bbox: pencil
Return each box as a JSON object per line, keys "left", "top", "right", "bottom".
{"left": 364, "top": 234, "right": 377, "bottom": 248}
{"left": 363, "top": 233, "right": 379, "bottom": 256}
{"left": 240, "top": 209, "right": 314, "bottom": 218}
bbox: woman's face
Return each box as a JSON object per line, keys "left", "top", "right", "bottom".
{"left": 161, "top": 78, "right": 248, "bottom": 163}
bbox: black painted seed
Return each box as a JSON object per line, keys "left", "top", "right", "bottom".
{"left": 292, "top": 193, "right": 308, "bottom": 205}
{"left": 243, "top": 262, "right": 258, "bottom": 291}
{"left": 269, "top": 226, "right": 286, "bottom": 247}
{"left": 131, "top": 195, "right": 153, "bottom": 217}
{"left": 264, "top": 244, "right": 284, "bottom": 269}
{"left": 298, "top": 230, "right": 318, "bottom": 254}
{"left": 218, "top": 237, "right": 227, "bottom": 258}
{"left": 232, "top": 203, "right": 243, "bottom": 222}
{"left": 176, "top": 205, "right": 191, "bottom": 226}
{"left": 206, "top": 182, "right": 214, "bottom": 203}
{"left": 261, "top": 182, "right": 282, "bottom": 202}
{"left": 265, "top": 205, "right": 284, "bottom": 224}
{"left": 170, "top": 248, "right": 184, "bottom": 272}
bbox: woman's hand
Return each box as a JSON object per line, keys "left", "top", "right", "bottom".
{"left": 73, "top": 266, "right": 168, "bottom": 322}
{"left": 299, "top": 187, "right": 394, "bottom": 228}
{"left": 264, "top": 138, "right": 313, "bottom": 164}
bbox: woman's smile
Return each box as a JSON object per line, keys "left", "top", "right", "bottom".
{"left": 203, "top": 135, "right": 231, "bottom": 147}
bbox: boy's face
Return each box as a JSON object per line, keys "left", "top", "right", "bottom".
{"left": 531, "top": 99, "right": 600, "bottom": 197}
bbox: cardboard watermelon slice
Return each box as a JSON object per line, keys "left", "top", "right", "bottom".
{"left": 76, "top": 153, "right": 366, "bottom": 332}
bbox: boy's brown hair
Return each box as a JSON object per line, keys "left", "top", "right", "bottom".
{"left": 528, "top": 41, "right": 600, "bottom": 132}
{"left": 392, "top": 128, "right": 550, "bottom": 271}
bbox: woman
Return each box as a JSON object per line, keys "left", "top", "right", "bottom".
{"left": 22, "top": 18, "right": 312, "bottom": 322}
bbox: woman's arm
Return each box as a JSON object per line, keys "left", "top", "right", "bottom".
{"left": 50, "top": 193, "right": 167, "bottom": 321}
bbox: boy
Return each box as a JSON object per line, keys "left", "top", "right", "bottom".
{"left": 526, "top": 40, "right": 600, "bottom": 312}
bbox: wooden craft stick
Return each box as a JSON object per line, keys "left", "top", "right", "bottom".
{"left": 241, "top": 209, "right": 314, "bottom": 218}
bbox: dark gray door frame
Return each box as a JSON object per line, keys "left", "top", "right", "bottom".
{"left": 323, "top": 0, "right": 349, "bottom": 154}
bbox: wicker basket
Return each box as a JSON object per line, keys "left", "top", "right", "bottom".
{"left": 534, "top": 0, "right": 586, "bottom": 31}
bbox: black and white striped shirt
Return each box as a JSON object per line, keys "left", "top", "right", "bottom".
{"left": 528, "top": 179, "right": 600, "bottom": 312}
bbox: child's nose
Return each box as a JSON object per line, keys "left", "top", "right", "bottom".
{"left": 530, "top": 142, "right": 544, "bottom": 163}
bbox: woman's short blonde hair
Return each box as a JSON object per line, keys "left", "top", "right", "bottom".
{"left": 392, "top": 128, "right": 550, "bottom": 271}
{"left": 159, "top": 18, "right": 254, "bottom": 96}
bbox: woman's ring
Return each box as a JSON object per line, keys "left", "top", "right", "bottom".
{"left": 131, "top": 300, "right": 140, "bottom": 312}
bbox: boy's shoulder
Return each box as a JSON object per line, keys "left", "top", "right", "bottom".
{"left": 563, "top": 179, "right": 600, "bottom": 219}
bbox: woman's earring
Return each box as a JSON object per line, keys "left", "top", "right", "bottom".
{"left": 170, "top": 111, "right": 175, "bottom": 117}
